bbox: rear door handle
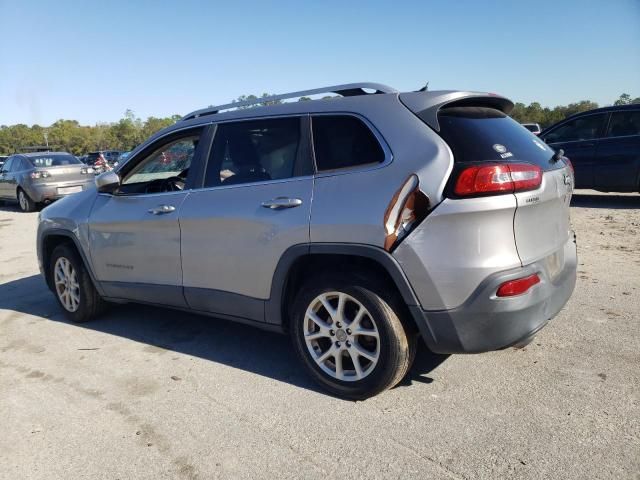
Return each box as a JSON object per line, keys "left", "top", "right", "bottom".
{"left": 261, "top": 197, "right": 303, "bottom": 209}
{"left": 148, "top": 205, "right": 176, "bottom": 215}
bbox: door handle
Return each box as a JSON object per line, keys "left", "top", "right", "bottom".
{"left": 147, "top": 205, "right": 176, "bottom": 215}
{"left": 261, "top": 197, "right": 303, "bottom": 209}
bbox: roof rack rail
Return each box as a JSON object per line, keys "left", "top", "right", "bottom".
{"left": 180, "top": 82, "right": 397, "bottom": 121}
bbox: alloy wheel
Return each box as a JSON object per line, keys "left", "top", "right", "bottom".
{"left": 18, "top": 191, "right": 27, "bottom": 211}
{"left": 54, "top": 257, "right": 80, "bottom": 312}
{"left": 303, "top": 291, "right": 380, "bottom": 382}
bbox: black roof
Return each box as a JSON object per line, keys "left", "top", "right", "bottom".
{"left": 569, "top": 103, "right": 639, "bottom": 117}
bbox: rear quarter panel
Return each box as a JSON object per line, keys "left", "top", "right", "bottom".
{"left": 393, "top": 194, "right": 522, "bottom": 310}
{"left": 310, "top": 94, "right": 452, "bottom": 246}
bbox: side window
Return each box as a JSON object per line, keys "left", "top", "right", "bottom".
{"left": 204, "top": 117, "right": 301, "bottom": 187}
{"left": 119, "top": 132, "right": 201, "bottom": 194}
{"left": 544, "top": 114, "right": 607, "bottom": 143}
{"left": 606, "top": 111, "right": 640, "bottom": 138}
{"left": 312, "top": 115, "right": 385, "bottom": 171}
{"left": 2, "top": 158, "right": 14, "bottom": 172}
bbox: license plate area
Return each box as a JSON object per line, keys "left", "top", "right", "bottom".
{"left": 57, "top": 185, "right": 83, "bottom": 195}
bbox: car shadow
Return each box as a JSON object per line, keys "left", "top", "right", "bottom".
{"left": 571, "top": 192, "right": 640, "bottom": 209}
{"left": 0, "top": 202, "right": 20, "bottom": 212}
{"left": 0, "top": 274, "right": 448, "bottom": 398}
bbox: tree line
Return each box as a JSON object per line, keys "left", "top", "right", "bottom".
{"left": 511, "top": 93, "right": 639, "bottom": 128}
{"left": 1, "top": 93, "right": 637, "bottom": 156}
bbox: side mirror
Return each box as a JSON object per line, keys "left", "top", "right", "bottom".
{"left": 95, "top": 171, "right": 120, "bottom": 193}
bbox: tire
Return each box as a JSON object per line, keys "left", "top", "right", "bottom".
{"left": 291, "top": 274, "right": 416, "bottom": 400}
{"left": 49, "top": 243, "right": 106, "bottom": 323}
{"left": 17, "top": 188, "right": 36, "bottom": 212}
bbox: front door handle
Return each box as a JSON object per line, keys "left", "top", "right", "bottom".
{"left": 148, "top": 205, "right": 176, "bottom": 215}
{"left": 261, "top": 197, "right": 303, "bottom": 210}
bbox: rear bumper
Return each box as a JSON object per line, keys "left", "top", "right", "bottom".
{"left": 410, "top": 232, "right": 577, "bottom": 354}
{"left": 25, "top": 179, "right": 94, "bottom": 203}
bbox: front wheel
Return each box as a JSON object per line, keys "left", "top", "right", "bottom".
{"left": 49, "top": 244, "right": 106, "bottom": 322}
{"left": 291, "top": 275, "right": 415, "bottom": 400}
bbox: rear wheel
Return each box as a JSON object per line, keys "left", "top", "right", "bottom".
{"left": 291, "top": 275, "right": 415, "bottom": 400}
{"left": 49, "top": 244, "right": 106, "bottom": 322}
{"left": 17, "top": 188, "right": 36, "bottom": 212}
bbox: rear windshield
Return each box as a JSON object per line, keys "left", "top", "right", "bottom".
{"left": 438, "top": 107, "right": 560, "bottom": 170}
{"left": 29, "top": 154, "right": 81, "bottom": 167}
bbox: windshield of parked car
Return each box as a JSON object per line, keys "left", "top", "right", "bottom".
{"left": 29, "top": 154, "right": 82, "bottom": 167}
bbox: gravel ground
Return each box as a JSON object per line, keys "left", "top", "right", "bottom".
{"left": 0, "top": 190, "right": 638, "bottom": 480}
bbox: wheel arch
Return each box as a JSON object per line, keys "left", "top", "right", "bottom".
{"left": 40, "top": 230, "right": 103, "bottom": 295}
{"left": 267, "top": 244, "right": 421, "bottom": 332}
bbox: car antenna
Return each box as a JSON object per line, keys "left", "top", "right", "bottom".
{"left": 417, "top": 82, "right": 429, "bottom": 92}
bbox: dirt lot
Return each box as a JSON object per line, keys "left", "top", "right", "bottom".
{"left": 0, "top": 190, "right": 638, "bottom": 480}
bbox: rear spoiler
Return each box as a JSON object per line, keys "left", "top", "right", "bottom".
{"left": 399, "top": 90, "right": 514, "bottom": 132}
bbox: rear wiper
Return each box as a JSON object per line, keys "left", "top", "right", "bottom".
{"left": 550, "top": 148, "right": 564, "bottom": 163}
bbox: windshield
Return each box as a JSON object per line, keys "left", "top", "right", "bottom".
{"left": 29, "top": 154, "right": 82, "bottom": 167}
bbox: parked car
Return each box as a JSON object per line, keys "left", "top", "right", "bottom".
{"left": 540, "top": 104, "right": 640, "bottom": 192}
{"left": 114, "top": 151, "right": 131, "bottom": 167}
{"left": 0, "top": 152, "right": 95, "bottom": 212}
{"left": 37, "top": 83, "right": 577, "bottom": 399}
{"left": 85, "top": 151, "right": 122, "bottom": 172}
{"left": 522, "top": 123, "right": 541, "bottom": 135}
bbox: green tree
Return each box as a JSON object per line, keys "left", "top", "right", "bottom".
{"left": 233, "top": 93, "right": 282, "bottom": 109}
{"left": 614, "top": 93, "right": 632, "bottom": 105}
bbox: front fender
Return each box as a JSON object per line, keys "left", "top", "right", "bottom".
{"left": 37, "top": 188, "right": 102, "bottom": 294}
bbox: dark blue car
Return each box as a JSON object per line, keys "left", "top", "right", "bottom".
{"left": 540, "top": 104, "right": 640, "bottom": 192}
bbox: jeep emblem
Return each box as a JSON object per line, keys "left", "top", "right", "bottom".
{"left": 493, "top": 144, "right": 507, "bottom": 153}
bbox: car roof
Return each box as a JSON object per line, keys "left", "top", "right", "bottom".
{"left": 568, "top": 103, "right": 639, "bottom": 118}
{"left": 12, "top": 151, "right": 72, "bottom": 158}
{"left": 151, "top": 83, "right": 512, "bottom": 139}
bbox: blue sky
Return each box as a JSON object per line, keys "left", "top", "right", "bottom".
{"left": 1, "top": 0, "right": 638, "bottom": 126}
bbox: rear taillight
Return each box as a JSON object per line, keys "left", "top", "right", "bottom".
{"left": 81, "top": 167, "right": 94, "bottom": 174}
{"left": 496, "top": 273, "right": 540, "bottom": 297}
{"left": 30, "top": 170, "right": 51, "bottom": 179}
{"left": 453, "top": 163, "right": 542, "bottom": 197}
{"left": 383, "top": 174, "right": 430, "bottom": 251}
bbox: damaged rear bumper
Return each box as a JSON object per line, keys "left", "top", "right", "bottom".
{"left": 410, "top": 233, "right": 577, "bottom": 354}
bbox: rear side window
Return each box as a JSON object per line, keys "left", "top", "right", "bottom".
{"left": 312, "top": 115, "right": 385, "bottom": 171}
{"left": 606, "top": 111, "right": 640, "bottom": 138}
{"left": 438, "top": 107, "right": 560, "bottom": 170}
{"left": 543, "top": 114, "right": 608, "bottom": 143}
{"left": 30, "top": 154, "right": 81, "bottom": 167}
{"left": 3, "top": 157, "right": 14, "bottom": 172}
{"left": 205, "top": 117, "right": 301, "bottom": 187}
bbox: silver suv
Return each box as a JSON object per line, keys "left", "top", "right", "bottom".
{"left": 37, "top": 83, "right": 577, "bottom": 399}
